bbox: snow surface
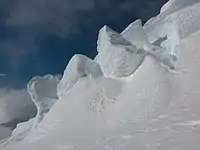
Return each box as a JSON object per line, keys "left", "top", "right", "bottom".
{"left": 1, "top": 0, "right": 200, "bottom": 149}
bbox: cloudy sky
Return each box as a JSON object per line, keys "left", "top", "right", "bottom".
{"left": 0, "top": 0, "right": 168, "bottom": 88}
{"left": 0, "top": 0, "right": 169, "bottom": 129}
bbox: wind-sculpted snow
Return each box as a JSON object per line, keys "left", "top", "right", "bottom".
{"left": 161, "top": 0, "right": 200, "bottom": 14}
{"left": 2, "top": 1, "right": 200, "bottom": 149}
{"left": 57, "top": 54, "right": 103, "bottom": 99}
{"left": 144, "top": 1, "right": 200, "bottom": 54}
{"left": 27, "top": 74, "right": 60, "bottom": 122}
{"left": 95, "top": 25, "right": 146, "bottom": 78}
{"left": 0, "top": 89, "right": 36, "bottom": 142}
{"left": 121, "top": 19, "right": 147, "bottom": 49}
{"left": 121, "top": 19, "right": 176, "bottom": 69}
{"left": 101, "top": 55, "right": 171, "bottom": 126}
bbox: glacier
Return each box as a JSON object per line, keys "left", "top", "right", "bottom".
{"left": 1, "top": 0, "right": 200, "bottom": 149}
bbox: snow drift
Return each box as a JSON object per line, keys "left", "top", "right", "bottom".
{"left": 1, "top": 0, "right": 200, "bottom": 149}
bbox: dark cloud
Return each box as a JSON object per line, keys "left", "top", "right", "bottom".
{"left": 0, "top": 88, "right": 36, "bottom": 125}
{"left": 0, "top": 27, "right": 39, "bottom": 68}
{"left": 5, "top": 0, "right": 168, "bottom": 37}
{"left": 0, "top": 0, "right": 168, "bottom": 87}
{"left": 6, "top": 0, "right": 95, "bottom": 37}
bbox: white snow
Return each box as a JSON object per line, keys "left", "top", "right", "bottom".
{"left": 1, "top": 0, "right": 200, "bottom": 149}
{"left": 27, "top": 74, "right": 60, "bottom": 122}
{"left": 144, "top": 1, "right": 200, "bottom": 53}
{"left": 121, "top": 19, "right": 147, "bottom": 49}
{"left": 0, "top": 75, "right": 60, "bottom": 146}
{"left": 57, "top": 54, "right": 102, "bottom": 99}
{"left": 95, "top": 25, "right": 145, "bottom": 78}
{"left": 160, "top": 0, "right": 200, "bottom": 14}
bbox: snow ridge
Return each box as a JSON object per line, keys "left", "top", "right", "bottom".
{"left": 2, "top": 0, "right": 200, "bottom": 149}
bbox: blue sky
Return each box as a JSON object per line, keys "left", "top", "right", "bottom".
{"left": 0, "top": 0, "right": 168, "bottom": 89}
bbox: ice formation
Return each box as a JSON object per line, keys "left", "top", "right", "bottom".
{"left": 121, "top": 19, "right": 147, "bottom": 49}
{"left": 121, "top": 19, "right": 176, "bottom": 69}
{"left": 95, "top": 25, "right": 146, "bottom": 78}
{"left": 144, "top": 0, "right": 200, "bottom": 53}
{"left": 57, "top": 54, "right": 103, "bottom": 99}
{"left": 1, "top": 0, "right": 200, "bottom": 149}
{"left": 27, "top": 74, "right": 60, "bottom": 122}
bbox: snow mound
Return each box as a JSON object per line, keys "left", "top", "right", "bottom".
{"left": 95, "top": 25, "right": 146, "bottom": 78}
{"left": 57, "top": 54, "right": 103, "bottom": 99}
{"left": 2, "top": 0, "right": 200, "bottom": 149}
{"left": 102, "top": 55, "right": 171, "bottom": 126}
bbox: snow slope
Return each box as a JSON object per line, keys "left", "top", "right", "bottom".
{"left": 1, "top": 0, "right": 200, "bottom": 149}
